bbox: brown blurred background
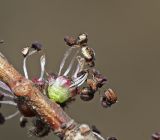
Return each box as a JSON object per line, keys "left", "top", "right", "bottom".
{"left": 0, "top": 0, "right": 160, "bottom": 140}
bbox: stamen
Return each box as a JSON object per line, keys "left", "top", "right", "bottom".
{"left": 39, "top": 55, "right": 46, "bottom": 81}
{"left": 23, "top": 50, "right": 37, "bottom": 79}
{"left": 58, "top": 47, "right": 73, "bottom": 76}
{"left": 70, "top": 73, "right": 88, "bottom": 88}
{"left": 5, "top": 111, "right": 19, "bottom": 120}
{"left": 72, "top": 62, "right": 80, "bottom": 79}
{"left": 63, "top": 49, "right": 80, "bottom": 76}
{"left": 0, "top": 101, "right": 17, "bottom": 106}
{"left": 76, "top": 73, "right": 88, "bottom": 87}
{"left": 72, "top": 74, "right": 84, "bottom": 83}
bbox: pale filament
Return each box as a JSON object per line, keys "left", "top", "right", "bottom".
{"left": 23, "top": 50, "right": 37, "bottom": 79}
{"left": 39, "top": 55, "right": 46, "bottom": 81}
{"left": 63, "top": 49, "right": 80, "bottom": 76}
{"left": 58, "top": 47, "right": 73, "bottom": 76}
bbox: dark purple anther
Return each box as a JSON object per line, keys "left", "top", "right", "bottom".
{"left": 64, "top": 36, "right": 77, "bottom": 46}
{"left": 31, "top": 42, "right": 43, "bottom": 51}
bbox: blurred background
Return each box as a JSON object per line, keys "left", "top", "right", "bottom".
{"left": 0, "top": 0, "right": 160, "bottom": 140}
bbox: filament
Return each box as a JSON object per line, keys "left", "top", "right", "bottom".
{"left": 63, "top": 49, "right": 80, "bottom": 76}
{"left": 5, "top": 111, "right": 19, "bottom": 120}
{"left": 23, "top": 50, "right": 37, "bottom": 79}
{"left": 39, "top": 55, "right": 46, "bottom": 81}
{"left": 0, "top": 100, "right": 17, "bottom": 106}
{"left": 58, "top": 47, "right": 73, "bottom": 76}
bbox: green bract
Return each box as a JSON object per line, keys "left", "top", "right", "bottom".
{"left": 47, "top": 85, "right": 70, "bottom": 103}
